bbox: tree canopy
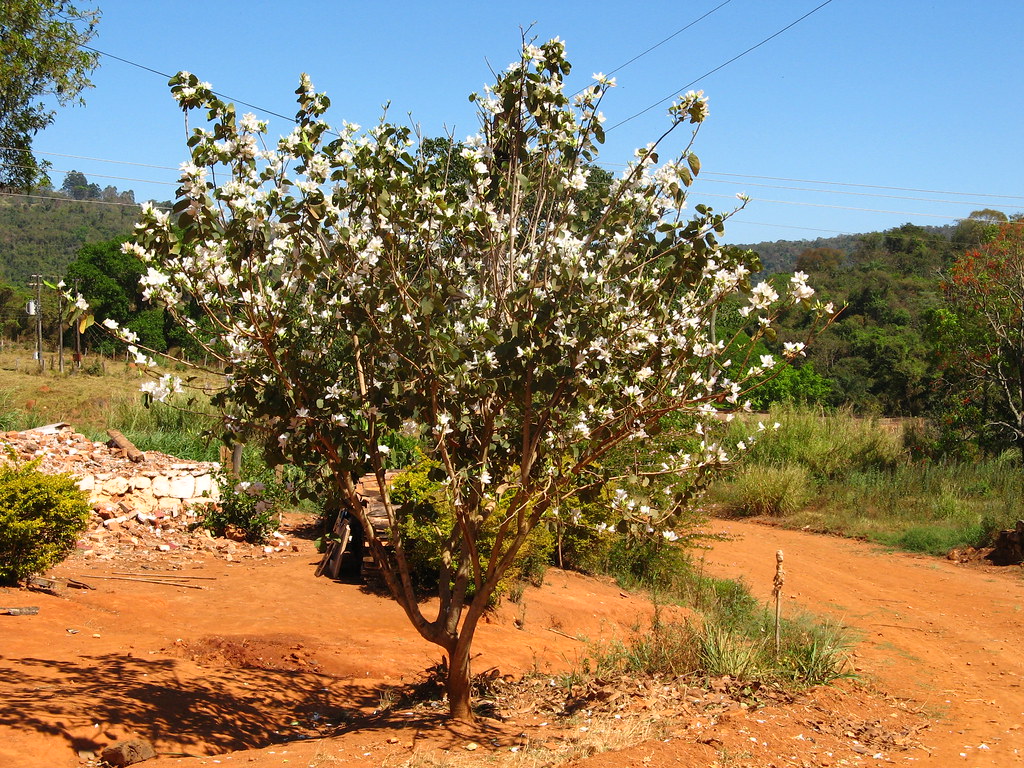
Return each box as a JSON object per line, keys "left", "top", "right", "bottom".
{"left": 940, "top": 221, "right": 1024, "bottom": 460}
{"left": 0, "top": 1, "right": 100, "bottom": 190}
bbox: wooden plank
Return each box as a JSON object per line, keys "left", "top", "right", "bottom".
{"left": 106, "top": 429, "right": 145, "bottom": 462}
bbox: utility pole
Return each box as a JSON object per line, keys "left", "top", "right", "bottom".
{"left": 29, "top": 274, "right": 43, "bottom": 373}
{"left": 73, "top": 278, "right": 82, "bottom": 369}
{"left": 56, "top": 280, "right": 65, "bottom": 374}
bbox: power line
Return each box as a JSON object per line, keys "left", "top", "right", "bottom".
{"left": 0, "top": 190, "right": 169, "bottom": 209}
{"left": 695, "top": 190, "right": 974, "bottom": 221}
{"left": 594, "top": 160, "right": 1024, "bottom": 206}
{"left": 80, "top": 43, "right": 300, "bottom": 125}
{"left": 603, "top": 1, "right": 735, "bottom": 79}
{"left": 694, "top": 176, "right": 1024, "bottom": 209}
{"left": 0, "top": 145, "right": 179, "bottom": 171}
{"left": 607, "top": 0, "right": 837, "bottom": 131}
{"left": 12, "top": 141, "right": 1021, "bottom": 212}
{"left": 702, "top": 171, "right": 1024, "bottom": 203}
{"left": 0, "top": 160, "right": 176, "bottom": 187}
{"left": 728, "top": 219, "right": 851, "bottom": 236}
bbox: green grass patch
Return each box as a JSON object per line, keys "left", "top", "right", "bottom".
{"left": 590, "top": 538, "right": 852, "bottom": 688}
{"left": 710, "top": 406, "right": 1024, "bottom": 556}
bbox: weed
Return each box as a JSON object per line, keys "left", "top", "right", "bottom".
{"left": 197, "top": 468, "right": 290, "bottom": 544}
{"left": 696, "top": 622, "right": 761, "bottom": 678}
{"left": 776, "top": 617, "right": 854, "bottom": 685}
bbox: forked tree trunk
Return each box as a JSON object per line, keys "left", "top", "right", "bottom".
{"left": 442, "top": 589, "right": 493, "bottom": 721}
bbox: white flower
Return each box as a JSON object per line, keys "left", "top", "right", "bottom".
{"left": 759, "top": 354, "right": 775, "bottom": 368}
{"left": 789, "top": 271, "right": 815, "bottom": 301}
{"left": 783, "top": 341, "right": 806, "bottom": 358}
{"left": 749, "top": 281, "right": 779, "bottom": 310}
{"left": 139, "top": 374, "right": 182, "bottom": 403}
{"left": 662, "top": 530, "right": 679, "bottom": 542}
{"left": 377, "top": 444, "right": 391, "bottom": 455}
{"left": 75, "top": 295, "right": 89, "bottom": 311}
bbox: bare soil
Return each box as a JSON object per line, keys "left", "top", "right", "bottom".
{"left": 2, "top": 516, "right": 1023, "bottom": 767}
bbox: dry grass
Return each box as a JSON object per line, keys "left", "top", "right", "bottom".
{"left": 0, "top": 348, "right": 222, "bottom": 434}
{"left": 0, "top": 361, "right": 147, "bottom": 431}
{"left": 390, "top": 714, "right": 668, "bottom": 768}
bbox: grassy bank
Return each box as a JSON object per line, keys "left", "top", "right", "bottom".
{"left": 0, "top": 354, "right": 221, "bottom": 462}
{"left": 710, "top": 407, "right": 1023, "bottom": 556}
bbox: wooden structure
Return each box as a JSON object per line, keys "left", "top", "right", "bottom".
{"left": 316, "top": 472, "right": 396, "bottom": 582}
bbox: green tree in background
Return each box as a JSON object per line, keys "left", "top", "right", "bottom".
{"left": 66, "top": 236, "right": 169, "bottom": 351}
{"left": 0, "top": 1, "right": 100, "bottom": 190}
{"left": 61, "top": 169, "right": 100, "bottom": 199}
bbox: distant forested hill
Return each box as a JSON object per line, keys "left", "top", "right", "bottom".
{"left": 736, "top": 224, "right": 957, "bottom": 275}
{"left": 0, "top": 176, "right": 146, "bottom": 287}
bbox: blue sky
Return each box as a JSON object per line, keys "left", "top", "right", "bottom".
{"left": 33, "top": 0, "right": 1024, "bottom": 245}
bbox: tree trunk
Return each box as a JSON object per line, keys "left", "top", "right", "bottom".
{"left": 445, "top": 594, "right": 491, "bottom": 721}
{"left": 446, "top": 639, "right": 475, "bottom": 721}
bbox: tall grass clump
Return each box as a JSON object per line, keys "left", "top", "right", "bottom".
{"left": 734, "top": 406, "right": 904, "bottom": 482}
{"left": 718, "top": 464, "right": 813, "bottom": 517}
{"left": 709, "top": 405, "right": 1023, "bottom": 555}
{"left": 590, "top": 566, "right": 852, "bottom": 687}
{"left": 90, "top": 395, "right": 221, "bottom": 462}
{"left": 0, "top": 391, "right": 46, "bottom": 432}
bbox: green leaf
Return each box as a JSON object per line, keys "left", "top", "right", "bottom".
{"left": 687, "top": 153, "right": 701, "bottom": 176}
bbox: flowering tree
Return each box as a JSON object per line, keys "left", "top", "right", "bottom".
{"left": 106, "top": 39, "right": 831, "bottom": 720}
{"left": 942, "top": 221, "right": 1024, "bottom": 461}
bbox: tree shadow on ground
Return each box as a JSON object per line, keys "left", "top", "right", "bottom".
{"left": 1, "top": 653, "right": 378, "bottom": 755}
{"left": 2, "top": 653, "right": 518, "bottom": 758}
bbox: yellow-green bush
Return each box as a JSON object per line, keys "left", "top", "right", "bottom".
{"left": 389, "top": 457, "right": 554, "bottom": 602}
{"left": 0, "top": 454, "right": 92, "bottom": 584}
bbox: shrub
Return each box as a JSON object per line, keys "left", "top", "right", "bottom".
{"left": 0, "top": 454, "right": 92, "bottom": 584}
{"left": 390, "top": 456, "right": 554, "bottom": 601}
{"left": 601, "top": 536, "right": 693, "bottom": 595}
{"left": 198, "top": 469, "right": 287, "bottom": 544}
{"left": 719, "top": 463, "right": 813, "bottom": 517}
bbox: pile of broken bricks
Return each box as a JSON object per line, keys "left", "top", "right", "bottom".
{"left": 2, "top": 424, "right": 297, "bottom": 563}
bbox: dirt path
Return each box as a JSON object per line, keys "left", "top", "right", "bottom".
{"left": 5, "top": 516, "right": 1024, "bottom": 767}
{"left": 700, "top": 520, "right": 1024, "bottom": 766}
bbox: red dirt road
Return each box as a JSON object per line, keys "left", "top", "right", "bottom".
{"left": 3, "top": 516, "right": 1024, "bottom": 767}
{"left": 700, "top": 519, "right": 1024, "bottom": 766}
